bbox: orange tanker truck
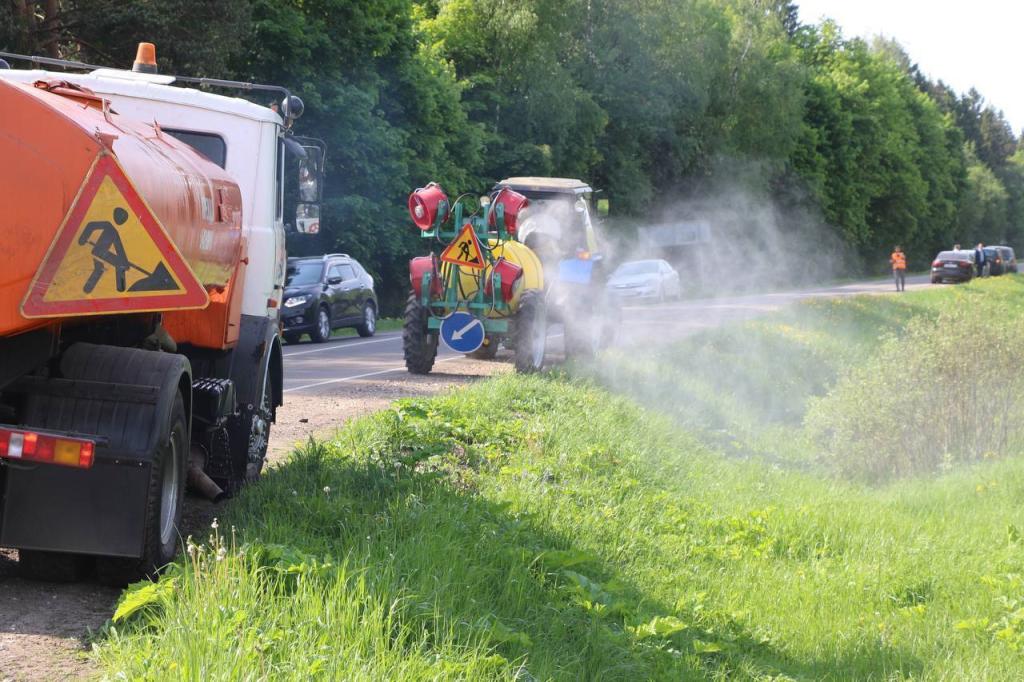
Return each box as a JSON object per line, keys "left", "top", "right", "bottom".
{"left": 0, "top": 45, "right": 324, "bottom": 584}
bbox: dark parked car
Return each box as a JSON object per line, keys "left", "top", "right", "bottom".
{"left": 930, "top": 250, "right": 975, "bottom": 284}
{"left": 281, "top": 254, "right": 378, "bottom": 343}
{"left": 992, "top": 245, "right": 1017, "bottom": 274}
{"left": 982, "top": 246, "right": 1008, "bottom": 276}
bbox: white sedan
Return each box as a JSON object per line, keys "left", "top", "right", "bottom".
{"left": 606, "top": 259, "right": 682, "bottom": 302}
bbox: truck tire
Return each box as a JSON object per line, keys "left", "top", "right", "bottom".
{"left": 403, "top": 290, "right": 437, "bottom": 374}
{"left": 96, "top": 393, "right": 187, "bottom": 586}
{"left": 311, "top": 305, "right": 331, "bottom": 343}
{"left": 513, "top": 290, "right": 546, "bottom": 373}
{"left": 220, "top": 363, "right": 273, "bottom": 498}
{"left": 356, "top": 302, "right": 377, "bottom": 337}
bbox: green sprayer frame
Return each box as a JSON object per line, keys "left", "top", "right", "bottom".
{"left": 417, "top": 197, "right": 518, "bottom": 334}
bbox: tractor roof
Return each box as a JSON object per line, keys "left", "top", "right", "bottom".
{"left": 495, "top": 177, "right": 593, "bottom": 194}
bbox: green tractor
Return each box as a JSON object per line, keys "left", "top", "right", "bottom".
{"left": 403, "top": 182, "right": 547, "bottom": 373}
{"left": 402, "top": 177, "right": 617, "bottom": 375}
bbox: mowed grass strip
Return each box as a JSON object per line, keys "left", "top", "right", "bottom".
{"left": 95, "top": 278, "right": 1024, "bottom": 680}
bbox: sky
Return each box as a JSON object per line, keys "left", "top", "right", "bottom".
{"left": 795, "top": 1, "right": 1024, "bottom": 134}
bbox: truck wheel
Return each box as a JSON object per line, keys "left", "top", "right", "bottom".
{"left": 96, "top": 393, "right": 188, "bottom": 586}
{"left": 356, "top": 302, "right": 377, "bottom": 337}
{"left": 403, "top": 290, "right": 437, "bottom": 374}
{"left": 514, "top": 290, "right": 546, "bottom": 373}
{"left": 221, "top": 363, "right": 273, "bottom": 497}
{"left": 468, "top": 339, "right": 499, "bottom": 360}
{"left": 311, "top": 306, "right": 331, "bottom": 343}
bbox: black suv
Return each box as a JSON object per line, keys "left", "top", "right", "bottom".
{"left": 282, "top": 254, "right": 378, "bottom": 343}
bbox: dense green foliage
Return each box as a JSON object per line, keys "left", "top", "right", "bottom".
{"left": 597, "top": 275, "right": 1024, "bottom": 482}
{"left": 3, "top": 1, "right": 1023, "bottom": 307}
{"left": 94, "top": 282, "right": 1024, "bottom": 678}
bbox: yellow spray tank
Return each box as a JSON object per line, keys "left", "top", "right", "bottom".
{"left": 444, "top": 239, "right": 544, "bottom": 315}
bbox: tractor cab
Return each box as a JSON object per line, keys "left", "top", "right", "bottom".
{"left": 492, "top": 177, "right": 618, "bottom": 358}
{"left": 492, "top": 177, "right": 599, "bottom": 263}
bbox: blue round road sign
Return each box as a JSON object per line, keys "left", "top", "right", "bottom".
{"left": 440, "top": 311, "right": 485, "bottom": 353}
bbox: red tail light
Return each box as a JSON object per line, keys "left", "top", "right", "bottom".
{"left": 0, "top": 427, "right": 95, "bottom": 468}
{"left": 932, "top": 260, "right": 942, "bottom": 267}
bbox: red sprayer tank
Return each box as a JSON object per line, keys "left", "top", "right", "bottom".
{"left": 0, "top": 77, "right": 243, "bottom": 344}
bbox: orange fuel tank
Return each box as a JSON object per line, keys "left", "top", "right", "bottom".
{"left": 0, "top": 77, "right": 243, "bottom": 342}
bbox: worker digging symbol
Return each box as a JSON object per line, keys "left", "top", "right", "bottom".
{"left": 78, "top": 206, "right": 177, "bottom": 294}
{"left": 80, "top": 207, "right": 130, "bottom": 293}
{"left": 440, "top": 224, "right": 486, "bottom": 269}
{"left": 458, "top": 237, "right": 480, "bottom": 265}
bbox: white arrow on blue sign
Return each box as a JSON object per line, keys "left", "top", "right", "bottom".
{"left": 440, "top": 311, "right": 485, "bottom": 354}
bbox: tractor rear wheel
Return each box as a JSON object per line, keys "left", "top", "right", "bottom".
{"left": 403, "top": 291, "right": 438, "bottom": 374}
{"left": 564, "top": 297, "right": 620, "bottom": 359}
{"left": 513, "top": 290, "right": 546, "bottom": 373}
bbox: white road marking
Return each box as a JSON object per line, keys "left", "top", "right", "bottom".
{"left": 284, "top": 355, "right": 461, "bottom": 393}
{"left": 284, "top": 332, "right": 565, "bottom": 394}
{"left": 283, "top": 334, "right": 401, "bottom": 357}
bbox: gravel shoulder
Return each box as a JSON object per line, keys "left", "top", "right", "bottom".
{"left": 0, "top": 356, "right": 508, "bottom": 681}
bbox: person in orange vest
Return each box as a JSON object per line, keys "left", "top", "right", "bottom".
{"left": 890, "top": 245, "right": 907, "bottom": 292}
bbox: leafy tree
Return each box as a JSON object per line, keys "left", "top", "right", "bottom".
{"left": 4, "top": 0, "right": 1024, "bottom": 301}
{"left": 959, "top": 145, "right": 1010, "bottom": 243}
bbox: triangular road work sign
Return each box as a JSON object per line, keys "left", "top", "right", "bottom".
{"left": 440, "top": 223, "right": 486, "bottom": 270}
{"left": 21, "top": 154, "right": 209, "bottom": 318}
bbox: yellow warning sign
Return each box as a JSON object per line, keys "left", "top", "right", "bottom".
{"left": 21, "top": 155, "right": 208, "bottom": 318}
{"left": 440, "top": 223, "right": 486, "bottom": 270}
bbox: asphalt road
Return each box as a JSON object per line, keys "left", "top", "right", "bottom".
{"left": 282, "top": 274, "right": 929, "bottom": 396}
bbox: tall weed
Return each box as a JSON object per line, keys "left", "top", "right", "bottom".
{"left": 806, "top": 303, "right": 1024, "bottom": 481}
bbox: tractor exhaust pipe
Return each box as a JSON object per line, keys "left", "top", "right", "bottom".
{"left": 187, "top": 445, "right": 226, "bottom": 502}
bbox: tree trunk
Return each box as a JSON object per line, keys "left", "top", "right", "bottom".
{"left": 42, "top": 0, "right": 61, "bottom": 57}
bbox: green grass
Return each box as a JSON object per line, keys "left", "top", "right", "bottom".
{"left": 331, "top": 317, "right": 403, "bottom": 338}
{"left": 93, "top": 277, "right": 1024, "bottom": 679}
{"left": 285, "top": 318, "right": 402, "bottom": 345}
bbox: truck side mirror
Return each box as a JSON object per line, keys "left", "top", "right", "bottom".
{"left": 298, "top": 152, "right": 322, "bottom": 202}
{"left": 296, "top": 203, "right": 320, "bottom": 234}
{"left": 284, "top": 136, "right": 327, "bottom": 235}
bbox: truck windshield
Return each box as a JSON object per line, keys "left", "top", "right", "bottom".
{"left": 285, "top": 262, "right": 323, "bottom": 286}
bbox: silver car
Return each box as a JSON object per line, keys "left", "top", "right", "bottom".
{"left": 606, "top": 259, "right": 682, "bottom": 302}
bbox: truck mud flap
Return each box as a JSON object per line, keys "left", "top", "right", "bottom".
{"left": 0, "top": 343, "right": 189, "bottom": 558}
{"left": 1, "top": 460, "right": 150, "bottom": 558}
